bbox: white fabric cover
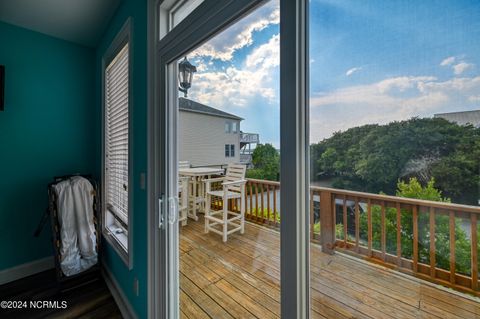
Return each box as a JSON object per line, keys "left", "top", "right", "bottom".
{"left": 54, "top": 180, "right": 81, "bottom": 276}
{"left": 54, "top": 177, "right": 97, "bottom": 276}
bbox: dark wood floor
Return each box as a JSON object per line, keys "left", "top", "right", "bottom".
{"left": 0, "top": 269, "right": 122, "bottom": 319}
{"left": 180, "top": 217, "right": 480, "bottom": 319}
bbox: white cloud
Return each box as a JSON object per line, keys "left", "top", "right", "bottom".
{"left": 440, "top": 56, "right": 474, "bottom": 75}
{"left": 440, "top": 56, "right": 456, "bottom": 66}
{"left": 345, "top": 67, "right": 362, "bottom": 77}
{"left": 453, "top": 62, "right": 474, "bottom": 75}
{"left": 190, "top": 1, "right": 279, "bottom": 61}
{"left": 310, "top": 75, "right": 480, "bottom": 142}
{"left": 189, "top": 33, "right": 280, "bottom": 109}
{"left": 245, "top": 34, "right": 280, "bottom": 69}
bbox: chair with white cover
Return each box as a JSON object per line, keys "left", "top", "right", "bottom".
{"left": 178, "top": 176, "right": 189, "bottom": 226}
{"left": 204, "top": 164, "right": 247, "bottom": 242}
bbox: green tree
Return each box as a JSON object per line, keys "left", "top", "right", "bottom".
{"left": 246, "top": 143, "right": 280, "bottom": 181}
{"left": 310, "top": 118, "right": 480, "bottom": 205}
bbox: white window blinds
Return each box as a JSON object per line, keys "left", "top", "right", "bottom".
{"left": 105, "top": 43, "right": 129, "bottom": 225}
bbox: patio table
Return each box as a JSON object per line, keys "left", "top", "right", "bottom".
{"left": 179, "top": 167, "right": 224, "bottom": 221}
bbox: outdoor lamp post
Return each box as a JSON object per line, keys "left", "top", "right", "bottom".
{"left": 178, "top": 56, "right": 197, "bottom": 97}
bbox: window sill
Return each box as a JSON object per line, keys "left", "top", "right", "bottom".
{"left": 103, "top": 225, "right": 132, "bottom": 269}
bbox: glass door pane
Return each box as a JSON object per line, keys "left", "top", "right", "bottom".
{"left": 308, "top": 1, "right": 480, "bottom": 318}
{"left": 172, "top": 1, "right": 283, "bottom": 318}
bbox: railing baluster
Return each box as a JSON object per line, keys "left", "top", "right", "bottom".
{"left": 310, "top": 189, "right": 314, "bottom": 241}
{"left": 260, "top": 184, "right": 265, "bottom": 222}
{"left": 413, "top": 205, "right": 418, "bottom": 273}
{"left": 273, "top": 185, "right": 278, "bottom": 227}
{"left": 255, "top": 182, "right": 259, "bottom": 220}
{"left": 381, "top": 201, "right": 386, "bottom": 262}
{"left": 430, "top": 207, "right": 436, "bottom": 279}
{"left": 267, "top": 184, "right": 271, "bottom": 224}
{"left": 396, "top": 202, "right": 402, "bottom": 267}
{"left": 343, "top": 195, "right": 348, "bottom": 246}
{"left": 249, "top": 182, "right": 253, "bottom": 218}
{"left": 471, "top": 213, "right": 478, "bottom": 291}
{"left": 245, "top": 186, "right": 248, "bottom": 217}
{"left": 449, "top": 211, "right": 456, "bottom": 285}
{"left": 355, "top": 197, "right": 360, "bottom": 253}
{"left": 367, "top": 199, "right": 372, "bottom": 257}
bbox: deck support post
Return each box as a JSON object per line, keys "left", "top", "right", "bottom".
{"left": 320, "top": 190, "right": 335, "bottom": 254}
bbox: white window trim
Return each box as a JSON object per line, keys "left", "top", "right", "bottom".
{"left": 169, "top": 0, "right": 205, "bottom": 30}
{"left": 102, "top": 17, "right": 134, "bottom": 269}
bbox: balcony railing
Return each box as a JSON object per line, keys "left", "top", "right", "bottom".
{"left": 221, "top": 178, "right": 480, "bottom": 297}
{"left": 240, "top": 132, "right": 260, "bottom": 144}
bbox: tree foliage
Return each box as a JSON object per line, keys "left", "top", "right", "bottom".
{"left": 310, "top": 117, "right": 480, "bottom": 205}
{"left": 246, "top": 143, "right": 280, "bottom": 181}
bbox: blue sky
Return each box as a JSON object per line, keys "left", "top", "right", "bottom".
{"left": 187, "top": 0, "right": 480, "bottom": 147}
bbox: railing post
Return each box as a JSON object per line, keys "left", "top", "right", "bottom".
{"left": 471, "top": 213, "right": 478, "bottom": 291}
{"left": 320, "top": 190, "right": 335, "bottom": 254}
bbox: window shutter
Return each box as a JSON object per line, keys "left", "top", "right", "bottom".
{"left": 105, "top": 43, "right": 129, "bottom": 225}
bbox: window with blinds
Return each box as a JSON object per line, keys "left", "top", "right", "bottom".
{"left": 105, "top": 43, "right": 129, "bottom": 227}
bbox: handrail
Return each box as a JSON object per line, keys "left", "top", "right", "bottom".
{"left": 311, "top": 185, "right": 480, "bottom": 214}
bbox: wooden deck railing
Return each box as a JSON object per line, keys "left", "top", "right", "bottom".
{"left": 237, "top": 179, "right": 480, "bottom": 297}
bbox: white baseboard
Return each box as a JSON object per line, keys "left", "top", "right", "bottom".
{"left": 102, "top": 263, "right": 138, "bottom": 319}
{"left": 0, "top": 256, "right": 54, "bottom": 285}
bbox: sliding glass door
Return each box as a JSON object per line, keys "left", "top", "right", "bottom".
{"left": 150, "top": 1, "right": 301, "bottom": 318}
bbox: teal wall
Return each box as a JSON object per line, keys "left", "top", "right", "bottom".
{"left": 0, "top": 1, "right": 149, "bottom": 316}
{"left": 96, "top": 0, "right": 148, "bottom": 317}
{"left": 0, "top": 22, "right": 96, "bottom": 270}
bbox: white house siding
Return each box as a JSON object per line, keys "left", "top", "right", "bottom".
{"left": 179, "top": 111, "right": 240, "bottom": 166}
{"left": 434, "top": 110, "right": 480, "bottom": 128}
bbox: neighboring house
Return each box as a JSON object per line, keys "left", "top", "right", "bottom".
{"left": 434, "top": 110, "right": 480, "bottom": 127}
{"left": 179, "top": 97, "right": 243, "bottom": 167}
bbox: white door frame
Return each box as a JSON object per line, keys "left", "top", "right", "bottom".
{"left": 147, "top": 0, "right": 310, "bottom": 318}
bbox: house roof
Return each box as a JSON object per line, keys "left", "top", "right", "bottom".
{"left": 434, "top": 110, "right": 480, "bottom": 127}
{"left": 179, "top": 98, "right": 243, "bottom": 121}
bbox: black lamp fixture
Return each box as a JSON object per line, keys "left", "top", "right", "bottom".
{"left": 178, "top": 56, "right": 197, "bottom": 98}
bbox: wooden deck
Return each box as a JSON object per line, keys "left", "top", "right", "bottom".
{"left": 180, "top": 217, "right": 480, "bottom": 319}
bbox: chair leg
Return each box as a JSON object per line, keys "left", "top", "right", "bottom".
{"left": 181, "top": 189, "right": 188, "bottom": 226}
{"left": 223, "top": 198, "right": 228, "bottom": 242}
{"left": 181, "top": 209, "right": 187, "bottom": 226}
{"left": 192, "top": 178, "right": 197, "bottom": 221}
{"left": 204, "top": 194, "right": 211, "bottom": 234}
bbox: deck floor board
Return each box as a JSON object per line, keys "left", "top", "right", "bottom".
{"left": 181, "top": 217, "right": 480, "bottom": 318}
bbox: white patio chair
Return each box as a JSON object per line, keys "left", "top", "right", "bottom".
{"left": 179, "top": 160, "right": 198, "bottom": 220}
{"left": 178, "top": 176, "right": 189, "bottom": 226}
{"left": 204, "top": 164, "right": 247, "bottom": 242}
